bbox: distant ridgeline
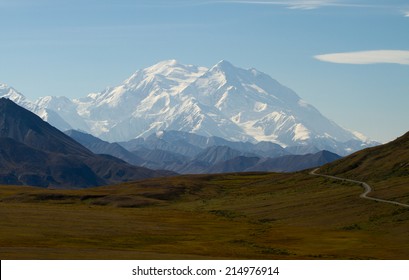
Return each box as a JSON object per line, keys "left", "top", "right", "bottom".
{"left": 66, "top": 129, "right": 342, "bottom": 174}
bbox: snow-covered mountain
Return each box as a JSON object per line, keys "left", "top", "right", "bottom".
{"left": 0, "top": 83, "right": 72, "bottom": 131}
{"left": 0, "top": 83, "right": 33, "bottom": 109}
{"left": 0, "top": 60, "right": 377, "bottom": 155}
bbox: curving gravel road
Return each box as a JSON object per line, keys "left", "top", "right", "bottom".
{"left": 310, "top": 168, "right": 409, "bottom": 208}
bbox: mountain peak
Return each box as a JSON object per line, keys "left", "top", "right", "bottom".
{"left": 124, "top": 59, "right": 180, "bottom": 82}
{"left": 0, "top": 84, "right": 27, "bottom": 102}
{"left": 162, "top": 59, "right": 178, "bottom": 65}
{"left": 124, "top": 60, "right": 207, "bottom": 92}
{"left": 213, "top": 60, "right": 236, "bottom": 71}
{"left": 149, "top": 59, "right": 180, "bottom": 69}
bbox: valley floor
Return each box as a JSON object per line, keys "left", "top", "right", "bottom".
{"left": 0, "top": 172, "right": 408, "bottom": 259}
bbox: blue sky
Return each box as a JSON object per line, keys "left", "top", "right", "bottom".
{"left": 0, "top": 0, "right": 408, "bottom": 143}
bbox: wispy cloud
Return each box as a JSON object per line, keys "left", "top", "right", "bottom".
{"left": 217, "top": 0, "right": 382, "bottom": 10}
{"left": 314, "top": 50, "right": 409, "bottom": 65}
{"left": 287, "top": 0, "right": 340, "bottom": 10}
{"left": 217, "top": 0, "right": 337, "bottom": 10}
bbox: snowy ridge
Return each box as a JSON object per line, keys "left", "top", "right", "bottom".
{"left": 0, "top": 60, "right": 377, "bottom": 155}
{"left": 0, "top": 83, "right": 33, "bottom": 109}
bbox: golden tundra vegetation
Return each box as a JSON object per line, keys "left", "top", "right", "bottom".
{"left": 0, "top": 132, "right": 408, "bottom": 260}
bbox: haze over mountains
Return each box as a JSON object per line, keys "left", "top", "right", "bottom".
{"left": 66, "top": 129, "right": 341, "bottom": 174}
{"left": 0, "top": 60, "right": 377, "bottom": 156}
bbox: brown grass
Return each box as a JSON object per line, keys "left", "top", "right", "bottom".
{"left": 0, "top": 171, "right": 408, "bottom": 259}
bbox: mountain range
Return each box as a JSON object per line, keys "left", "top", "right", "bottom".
{"left": 0, "top": 98, "right": 172, "bottom": 188}
{"left": 0, "top": 60, "right": 377, "bottom": 156}
{"left": 66, "top": 129, "right": 341, "bottom": 174}
{"left": 0, "top": 97, "right": 340, "bottom": 189}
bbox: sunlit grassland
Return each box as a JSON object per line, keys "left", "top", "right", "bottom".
{"left": 0, "top": 172, "right": 408, "bottom": 259}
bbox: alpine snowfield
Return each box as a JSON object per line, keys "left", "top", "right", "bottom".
{"left": 0, "top": 60, "right": 377, "bottom": 155}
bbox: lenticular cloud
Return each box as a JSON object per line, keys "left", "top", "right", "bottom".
{"left": 314, "top": 50, "right": 409, "bottom": 65}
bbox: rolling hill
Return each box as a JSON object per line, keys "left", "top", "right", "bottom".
{"left": 320, "top": 131, "right": 409, "bottom": 181}
{"left": 318, "top": 131, "right": 409, "bottom": 204}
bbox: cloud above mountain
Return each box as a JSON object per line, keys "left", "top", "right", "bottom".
{"left": 314, "top": 50, "right": 409, "bottom": 65}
